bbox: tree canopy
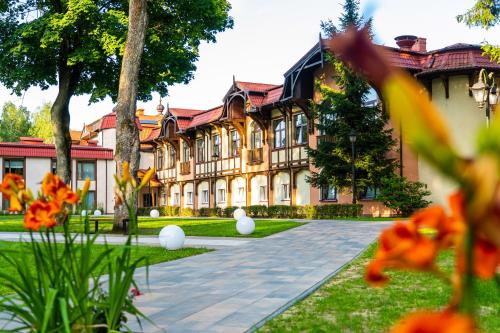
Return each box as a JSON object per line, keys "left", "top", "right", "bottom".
{"left": 0, "top": 102, "right": 31, "bottom": 142}
{"left": 0, "top": 0, "right": 233, "bottom": 102}
{"left": 308, "top": 0, "right": 396, "bottom": 200}
{"left": 29, "top": 103, "right": 53, "bottom": 142}
{"left": 457, "top": 0, "right": 500, "bottom": 63}
{"left": 0, "top": 0, "right": 233, "bottom": 182}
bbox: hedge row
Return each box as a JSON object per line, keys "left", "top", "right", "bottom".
{"left": 137, "top": 204, "right": 362, "bottom": 219}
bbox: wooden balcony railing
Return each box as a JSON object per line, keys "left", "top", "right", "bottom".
{"left": 317, "top": 135, "right": 335, "bottom": 145}
{"left": 247, "top": 147, "right": 263, "bottom": 164}
{"left": 180, "top": 161, "right": 191, "bottom": 175}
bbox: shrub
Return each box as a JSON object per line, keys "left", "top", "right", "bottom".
{"left": 377, "top": 176, "right": 431, "bottom": 217}
{"left": 247, "top": 205, "right": 268, "bottom": 218}
{"left": 268, "top": 205, "right": 294, "bottom": 218}
{"left": 314, "top": 204, "right": 363, "bottom": 219}
{"left": 180, "top": 207, "right": 194, "bottom": 217}
{"left": 198, "top": 207, "right": 219, "bottom": 217}
{"left": 162, "top": 206, "right": 180, "bottom": 217}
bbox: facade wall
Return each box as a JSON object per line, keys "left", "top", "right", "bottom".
{"left": 231, "top": 176, "right": 247, "bottom": 207}
{"left": 25, "top": 158, "right": 50, "bottom": 193}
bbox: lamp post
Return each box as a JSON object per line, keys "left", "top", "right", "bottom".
{"left": 470, "top": 69, "right": 499, "bottom": 127}
{"left": 349, "top": 130, "right": 357, "bottom": 204}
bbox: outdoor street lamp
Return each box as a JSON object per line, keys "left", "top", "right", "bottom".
{"left": 349, "top": 130, "right": 357, "bottom": 204}
{"left": 470, "top": 69, "right": 499, "bottom": 127}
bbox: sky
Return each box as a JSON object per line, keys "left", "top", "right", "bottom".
{"left": 0, "top": 0, "right": 499, "bottom": 130}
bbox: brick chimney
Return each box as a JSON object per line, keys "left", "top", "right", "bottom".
{"left": 19, "top": 137, "right": 44, "bottom": 144}
{"left": 87, "top": 140, "right": 98, "bottom": 146}
{"left": 411, "top": 37, "right": 427, "bottom": 52}
{"left": 395, "top": 35, "right": 418, "bottom": 50}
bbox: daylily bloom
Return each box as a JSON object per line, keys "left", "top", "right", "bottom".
{"left": 41, "top": 173, "right": 79, "bottom": 207}
{"left": 138, "top": 167, "right": 156, "bottom": 190}
{"left": 24, "top": 200, "right": 60, "bottom": 231}
{"left": 390, "top": 310, "right": 477, "bottom": 333}
{"left": 366, "top": 221, "right": 438, "bottom": 286}
{"left": 0, "top": 174, "right": 26, "bottom": 211}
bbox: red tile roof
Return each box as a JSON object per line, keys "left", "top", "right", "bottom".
{"left": 188, "top": 106, "right": 224, "bottom": 128}
{"left": 100, "top": 112, "right": 143, "bottom": 130}
{"left": 141, "top": 128, "right": 161, "bottom": 142}
{"left": 0, "top": 142, "right": 114, "bottom": 159}
{"left": 168, "top": 108, "right": 205, "bottom": 118}
{"left": 235, "top": 81, "right": 281, "bottom": 92}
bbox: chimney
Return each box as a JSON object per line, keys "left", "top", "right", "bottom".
{"left": 87, "top": 140, "right": 98, "bottom": 146}
{"left": 395, "top": 35, "right": 418, "bottom": 50}
{"left": 136, "top": 108, "right": 145, "bottom": 116}
{"left": 411, "top": 37, "right": 427, "bottom": 52}
{"left": 19, "top": 137, "right": 44, "bottom": 145}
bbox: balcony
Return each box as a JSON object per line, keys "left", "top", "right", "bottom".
{"left": 247, "top": 148, "right": 263, "bottom": 164}
{"left": 317, "top": 135, "right": 335, "bottom": 145}
{"left": 180, "top": 161, "right": 191, "bottom": 175}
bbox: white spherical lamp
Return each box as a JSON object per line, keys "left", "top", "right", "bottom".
{"left": 150, "top": 209, "right": 160, "bottom": 218}
{"left": 233, "top": 208, "right": 246, "bottom": 221}
{"left": 159, "top": 225, "right": 185, "bottom": 250}
{"left": 93, "top": 209, "right": 102, "bottom": 216}
{"left": 236, "top": 216, "right": 255, "bottom": 235}
{"left": 81, "top": 210, "right": 88, "bottom": 217}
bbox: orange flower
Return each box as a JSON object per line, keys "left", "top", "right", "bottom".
{"left": 456, "top": 236, "right": 500, "bottom": 279}
{"left": 0, "top": 174, "right": 26, "bottom": 211}
{"left": 24, "top": 200, "right": 60, "bottom": 231}
{"left": 390, "top": 310, "right": 477, "bottom": 333}
{"left": 41, "top": 173, "right": 79, "bottom": 206}
{"left": 366, "top": 221, "right": 438, "bottom": 286}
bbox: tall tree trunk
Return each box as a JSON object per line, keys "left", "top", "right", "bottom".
{"left": 113, "top": 0, "right": 148, "bottom": 230}
{"left": 51, "top": 62, "right": 80, "bottom": 184}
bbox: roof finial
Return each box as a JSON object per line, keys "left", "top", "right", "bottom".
{"left": 233, "top": 74, "right": 236, "bottom": 88}
{"left": 156, "top": 96, "right": 165, "bottom": 114}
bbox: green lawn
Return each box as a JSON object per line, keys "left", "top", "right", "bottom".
{"left": 259, "top": 244, "right": 499, "bottom": 333}
{"left": 0, "top": 240, "right": 209, "bottom": 295}
{"left": 0, "top": 215, "right": 303, "bottom": 238}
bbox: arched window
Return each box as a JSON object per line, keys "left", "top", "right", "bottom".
{"left": 250, "top": 122, "right": 262, "bottom": 149}
{"left": 274, "top": 119, "right": 286, "bottom": 148}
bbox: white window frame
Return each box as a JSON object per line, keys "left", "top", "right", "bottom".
{"left": 217, "top": 188, "right": 226, "bottom": 203}
{"left": 187, "top": 191, "right": 193, "bottom": 205}
{"left": 281, "top": 183, "right": 290, "bottom": 200}
{"left": 294, "top": 113, "right": 307, "bottom": 145}
{"left": 173, "top": 193, "right": 180, "bottom": 206}
{"left": 237, "top": 186, "right": 245, "bottom": 202}
{"left": 201, "top": 190, "right": 209, "bottom": 204}
{"left": 259, "top": 185, "right": 268, "bottom": 202}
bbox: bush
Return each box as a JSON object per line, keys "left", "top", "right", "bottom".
{"left": 377, "top": 176, "right": 431, "bottom": 217}
{"left": 314, "top": 204, "right": 363, "bottom": 219}
{"left": 180, "top": 207, "right": 195, "bottom": 217}
{"left": 246, "top": 205, "right": 268, "bottom": 218}
{"left": 198, "top": 207, "right": 220, "bottom": 217}
{"left": 162, "top": 206, "right": 180, "bottom": 217}
{"left": 268, "top": 205, "right": 294, "bottom": 218}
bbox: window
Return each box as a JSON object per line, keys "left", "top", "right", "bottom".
{"left": 187, "top": 191, "right": 193, "bottom": 205}
{"left": 143, "top": 193, "right": 152, "bottom": 207}
{"left": 217, "top": 188, "right": 226, "bottom": 203}
{"left": 77, "top": 161, "right": 95, "bottom": 180}
{"left": 183, "top": 142, "right": 190, "bottom": 162}
{"left": 156, "top": 149, "right": 164, "bottom": 170}
{"left": 294, "top": 113, "right": 307, "bottom": 144}
{"left": 237, "top": 187, "right": 245, "bottom": 202}
{"left": 319, "top": 113, "right": 335, "bottom": 136}
{"left": 230, "top": 130, "right": 240, "bottom": 157}
{"left": 212, "top": 134, "right": 220, "bottom": 159}
{"left": 321, "top": 185, "right": 337, "bottom": 201}
{"left": 4, "top": 159, "right": 24, "bottom": 176}
{"left": 51, "top": 159, "right": 57, "bottom": 175}
{"left": 201, "top": 190, "right": 209, "bottom": 204}
{"left": 173, "top": 193, "right": 180, "bottom": 206}
{"left": 168, "top": 145, "right": 176, "bottom": 168}
{"left": 361, "top": 187, "right": 379, "bottom": 200}
{"left": 196, "top": 139, "right": 205, "bottom": 162}
{"left": 274, "top": 119, "right": 286, "bottom": 148}
{"left": 85, "top": 190, "right": 96, "bottom": 209}
{"left": 259, "top": 186, "right": 267, "bottom": 201}
{"left": 250, "top": 122, "right": 262, "bottom": 149}
{"left": 281, "top": 184, "right": 290, "bottom": 200}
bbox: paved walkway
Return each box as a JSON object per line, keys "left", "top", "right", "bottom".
{"left": 0, "top": 232, "right": 251, "bottom": 249}
{"left": 128, "top": 221, "right": 390, "bottom": 332}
